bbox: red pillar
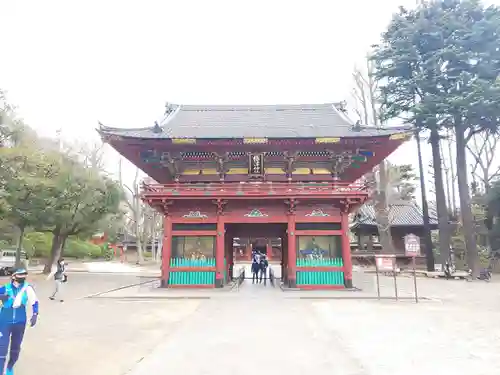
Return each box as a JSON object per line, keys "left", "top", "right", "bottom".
{"left": 341, "top": 212, "right": 353, "bottom": 288}
{"left": 287, "top": 213, "right": 297, "bottom": 288}
{"left": 266, "top": 239, "right": 272, "bottom": 261}
{"left": 161, "top": 215, "right": 172, "bottom": 287}
{"left": 215, "top": 215, "right": 225, "bottom": 288}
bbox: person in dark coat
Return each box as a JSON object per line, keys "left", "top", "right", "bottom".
{"left": 251, "top": 251, "right": 261, "bottom": 284}
{"left": 259, "top": 255, "right": 269, "bottom": 285}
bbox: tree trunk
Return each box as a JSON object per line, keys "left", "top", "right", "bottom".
{"left": 136, "top": 240, "right": 144, "bottom": 264}
{"left": 374, "top": 161, "right": 394, "bottom": 253}
{"left": 60, "top": 236, "right": 68, "bottom": 257}
{"left": 142, "top": 230, "right": 148, "bottom": 263}
{"left": 440, "top": 139, "right": 453, "bottom": 218}
{"left": 447, "top": 131, "right": 457, "bottom": 218}
{"left": 15, "top": 225, "right": 25, "bottom": 269}
{"left": 430, "top": 128, "right": 452, "bottom": 265}
{"left": 43, "top": 229, "right": 63, "bottom": 274}
{"left": 455, "top": 127, "right": 478, "bottom": 276}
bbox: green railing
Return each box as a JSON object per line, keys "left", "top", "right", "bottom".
{"left": 169, "top": 257, "right": 216, "bottom": 285}
{"left": 296, "top": 257, "right": 344, "bottom": 286}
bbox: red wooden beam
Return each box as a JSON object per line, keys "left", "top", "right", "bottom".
{"left": 294, "top": 230, "right": 344, "bottom": 236}
{"left": 142, "top": 182, "right": 369, "bottom": 200}
{"left": 171, "top": 230, "right": 217, "bottom": 236}
{"left": 224, "top": 216, "right": 288, "bottom": 224}
{"left": 341, "top": 212, "right": 353, "bottom": 288}
{"left": 287, "top": 213, "right": 297, "bottom": 287}
{"left": 295, "top": 216, "right": 341, "bottom": 223}
{"left": 162, "top": 216, "right": 172, "bottom": 286}
{"left": 171, "top": 218, "right": 217, "bottom": 223}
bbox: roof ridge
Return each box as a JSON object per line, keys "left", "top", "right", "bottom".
{"left": 179, "top": 103, "right": 336, "bottom": 112}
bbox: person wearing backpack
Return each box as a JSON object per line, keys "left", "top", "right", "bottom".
{"left": 48, "top": 258, "right": 67, "bottom": 302}
{"left": 259, "top": 255, "right": 269, "bottom": 286}
{"left": 0, "top": 268, "right": 39, "bottom": 375}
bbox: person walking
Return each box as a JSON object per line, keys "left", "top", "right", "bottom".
{"left": 259, "top": 255, "right": 269, "bottom": 286}
{"left": 0, "top": 269, "right": 39, "bottom": 375}
{"left": 48, "top": 258, "right": 67, "bottom": 302}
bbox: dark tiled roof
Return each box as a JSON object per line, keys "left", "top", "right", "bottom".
{"left": 351, "top": 202, "right": 438, "bottom": 228}
{"left": 98, "top": 103, "right": 412, "bottom": 139}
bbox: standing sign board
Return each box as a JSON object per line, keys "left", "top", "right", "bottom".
{"left": 404, "top": 234, "right": 421, "bottom": 257}
{"left": 375, "top": 256, "right": 395, "bottom": 271}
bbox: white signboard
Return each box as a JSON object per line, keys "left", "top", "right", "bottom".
{"left": 404, "top": 234, "right": 421, "bottom": 257}
{"left": 376, "top": 257, "right": 395, "bottom": 272}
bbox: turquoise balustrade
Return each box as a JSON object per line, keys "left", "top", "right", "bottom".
{"left": 296, "top": 257, "right": 344, "bottom": 286}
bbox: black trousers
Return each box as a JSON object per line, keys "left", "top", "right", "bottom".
{"left": 0, "top": 322, "right": 26, "bottom": 371}
{"left": 260, "top": 268, "right": 267, "bottom": 285}
{"left": 252, "top": 271, "right": 259, "bottom": 284}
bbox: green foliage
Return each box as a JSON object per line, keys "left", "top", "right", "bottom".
{"left": 385, "top": 162, "right": 418, "bottom": 201}
{"left": 23, "top": 232, "right": 52, "bottom": 257}
{"left": 0, "top": 146, "right": 61, "bottom": 229}
{"left": 486, "top": 180, "right": 500, "bottom": 250}
{"left": 101, "top": 243, "right": 114, "bottom": 261}
{"left": 372, "top": 0, "right": 500, "bottom": 132}
{"left": 65, "top": 238, "right": 103, "bottom": 259}
{"left": 372, "top": 0, "right": 500, "bottom": 274}
{"left": 23, "top": 232, "right": 104, "bottom": 259}
{"left": 0, "top": 89, "right": 125, "bottom": 266}
{"left": 97, "top": 213, "right": 125, "bottom": 243}
{"left": 44, "top": 154, "right": 123, "bottom": 239}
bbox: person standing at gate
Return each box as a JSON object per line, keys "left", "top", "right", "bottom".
{"left": 0, "top": 269, "right": 39, "bottom": 375}
{"left": 259, "top": 255, "right": 269, "bottom": 285}
{"left": 251, "top": 251, "right": 261, "bottom": 284}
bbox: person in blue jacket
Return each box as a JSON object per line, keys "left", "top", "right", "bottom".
{"left": 0, "top": 269, "right": 39, "bottom": 375}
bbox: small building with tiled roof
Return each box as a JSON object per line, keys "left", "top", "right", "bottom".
{"left": 350, "top": 201, "right": 438, "bottom": 254}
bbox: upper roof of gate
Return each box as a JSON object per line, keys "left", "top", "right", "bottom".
{"left": 98, "top": 103, "right": 412, "bottom": 139}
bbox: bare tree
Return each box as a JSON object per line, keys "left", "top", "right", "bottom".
{"left": 118, "top": 159, "right": 164, "bottom": 264}
{"left": 351, "top": 60, "right": 394, "bottom": 253}
{"left": 467, "top": 132, "right": 500, "bottom": 252}
{"left": 118, "top": 160, "right": 145, "bottom": 263}
{"left": 467, "top": 133, "right": 500, "bottom": 193}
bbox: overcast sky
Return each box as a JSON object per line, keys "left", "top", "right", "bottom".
{"left": 2, "top": 0, "right": 499, "bottom": 202}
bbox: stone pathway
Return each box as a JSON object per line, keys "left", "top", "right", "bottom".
{"left": 128, "top": 282, "right": 367, "bottom": 375}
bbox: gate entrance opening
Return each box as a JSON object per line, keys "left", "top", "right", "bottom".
{"left": 225, "top": 223, "right": 287, "bottom": 281}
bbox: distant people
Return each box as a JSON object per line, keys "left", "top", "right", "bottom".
{"left": 251, "top": 251, "right": 261, "bottom": 284}
{"left": 0, "top": 269, "right": 39, "bottom": 375}
{"left": 48, "top": 258, "right": 67, "bottom": 302}
{"left": 259, "top": 255, "right": 269, "bottom": 285}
